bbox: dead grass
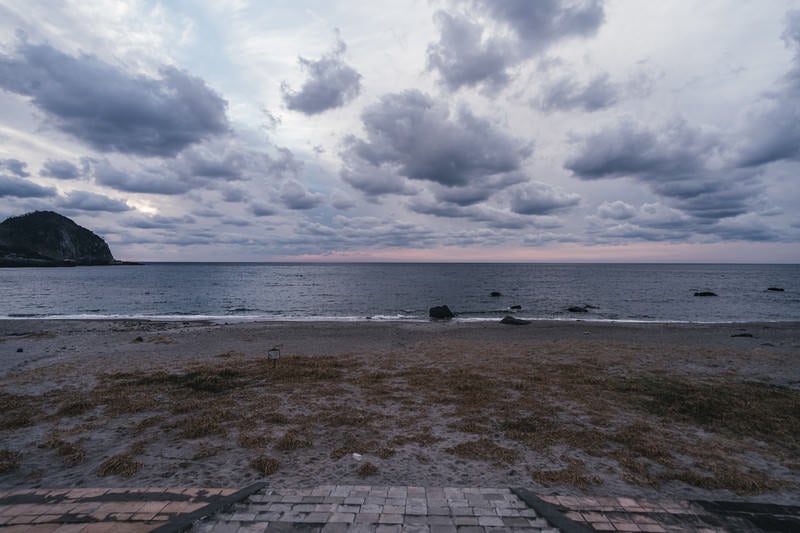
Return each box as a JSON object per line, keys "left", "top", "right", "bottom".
{"left": 97, "top": 453, "right": 141, "bottom": 478}
{"left": 447, "top": 438, "right": 518, "bottom": 465}
{"left": 41, "top": 435, "right": 87, "bottom": 467}
{"left": 238, "top": 432, "right": 269, "bottom": 449}
{"left": 275, "top": 430, "right": 312, "bottom": 451}
{"left": 357, "top": 462, "right": 379, "bottom": 477}
{"left": 0, "top": 449, "right": 21, "bottom": 473}
{"left": 251, "top": 455, "right": 280, "bottom": 475}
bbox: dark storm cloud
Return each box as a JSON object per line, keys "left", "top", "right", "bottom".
{"left": 92, "top": 159, "right": 194, "bottom": 195}
{"left": 342, "top": 90, "right": 531, "bottom": 197}
{"left": 0, "top": 158, "right": 29, "bottom": 177}
{"left": 250, "top": 203, "right": 276, "bottom": 217}
{"left": 566, "top": 118, "right": 766, "bottom": 222}
{"left": 509, "top": 182, "right": 580, "bottom": 215}
{"left": 566, "top": 118, "right": 715, "bottom": 179}
{"left": 40, "top": 159, "right": 82, "bottom": 180}
{"left": 537, "top": 73, "right": 618, "bottom": 112}
{"left": 427, "top": 0, "right": 605, "bottom": 92}
{"left": 0, "top": 42, "right": 229, "bottom": 156}
{"left": 88, "top": 137, "right": 300, "bottom": 195}
{"left": 409, "top": 197, "right": 562, "bottom": 230}
{"left": 426, "top": 11, "right": 512, "bottom": 93}
{"left": 281, "top": 36, "right": 361, "bottom": 115}
{"left": 57, "top": 190, "right": 130, "bottom": 212}
{"left": 125, "top": 214, "right": 195, "bottom": 229}
{"left": 737, "top": 10, "right": 800, "bottom": 167}
{"left": 279, "top": 180, "right": 323, "bottom": 210}
{"left": 0, "top": 175, "right": 56, "bottom": 198}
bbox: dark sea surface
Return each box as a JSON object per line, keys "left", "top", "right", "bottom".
{"left": 1, "top": 263, "right": 798, "bottom": 323}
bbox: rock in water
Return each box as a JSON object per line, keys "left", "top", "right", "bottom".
{"left": 567, "top": 306, "right": 589, "bottom": 313}
{"left": 500, "top": 315, "right": 530, "bottom": 325}
{"left": 429, "top": 305, "right": 455, "bottom": 319}
{"left": 0, "top": 211, "right": 116, "bottom": 267}
{"left": 766, "top": 287, "right": 785, "bottom": 292}
{"left": 490, "top": 291, "right": 502, "bottom": 297}
{"left": 694, "top": 291, "right": 717, "bottom": 297}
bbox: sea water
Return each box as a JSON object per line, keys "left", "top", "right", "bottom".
{"left": 1, "top": 263, "right": 798, "bottom": 323}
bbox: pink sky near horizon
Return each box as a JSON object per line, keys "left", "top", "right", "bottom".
{"left": 272, "top": 242, "right": 800, "bottom": 264}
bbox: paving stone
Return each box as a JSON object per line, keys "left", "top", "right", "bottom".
{"left": 361, "top": 504, "right": 383, "bottom": 514}
{"left": 403, "top": 515, "right": 428, "bottom": 526}
{"left": 336, "top": 505, "right": 361, "bottom": 513}
{"left": 345, "top": 497, "right": 366, "bottom": 505}
{"left": 452, "top": 516, "right": 478, "bottom": 526}
{"left": 355, "top": 512, "right": 380, "bottom": 524}
{"left": 255, "top": 512, "right": 284, "bottom": 521}
{"left": 426, "top": 516, "right": 453, "bottom": 526}
{"left": 304, "top": 512, "right": 333, "bottom": 523}
{"left": 455, "top": 527, "right": 483, "bottom": 533}
{"left": 405, "top": 506, "right": 428, "bottom": 516}
{"left": 427, "top": 507, "right": 450, "bottom": 516}
{"left": 375, "top": 526, "right": 402, "bottom": 533}
{"left": 429, "top": 526, "right": 457, "bottom": 533}
{"left": 321, "top": 523, "right": 350, "bottom": 533}
{"left": 501, "top": 516, "right": 530, "bottom": 527}
{"left": 401, "top": 525, "right": 429, "bottom": 533}
{"left": 471, "top": 507, "right": 496, "bottom": 516}
{"left": 328, "top": 512, "right": 356, "bottom": 523}
{"left": 449, "top": 507, "right": 472, "bottom": 516}
{"left": 386, "top": 498, "right": 406, "bottom": 507}
{"left": 477, "top": 516, "right": 504, "bottom": 527}
{"left": 379, "top": 513, "right": 404, "bottom": 525}
{"left": 383, "top": 505, "right": 405, "bottom": 514}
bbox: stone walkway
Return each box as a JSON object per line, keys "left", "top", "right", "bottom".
{"left": 0, "top": 486, "right": 798, "bottom": 532}
{"left": 194, "top": 486, "right": 558, "bottom": 533}
{"left": 0, "top": 487, "right": 238, "bottom": 532}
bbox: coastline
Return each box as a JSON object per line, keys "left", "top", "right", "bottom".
{"left": 1, "top": 319, "right": 798, "bottom": 505}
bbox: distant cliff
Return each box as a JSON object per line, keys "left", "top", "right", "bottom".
{"left": 0, "top": 211, "right": 123, "bottom": 267}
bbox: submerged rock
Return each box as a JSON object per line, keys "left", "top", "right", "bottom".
{"left": 767, "top": 287, "right": 785, "bottom": 292}
{"left": 500, "top": 315, "right": 531, "bottom": 325}
{"left": 694, "top": 291, "right": 717, "bottom": 297}
{"left": 510, "top": 305, "right": 522, "bottom": 311}
{"left": 567, "top": 306, "right": 589, "bottom": 313}
{"left": 490, "top": 291, "right": 502, "bottom": 297}
{"left": 429, "top": 305, "right": 455, "bottom": 319}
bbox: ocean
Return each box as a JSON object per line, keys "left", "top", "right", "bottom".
{"left": 1, "top": 263, "right": 798, "bottom": 323}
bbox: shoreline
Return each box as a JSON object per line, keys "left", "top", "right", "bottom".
{"left": 1, "top": 319, "right": 798, "bottom": 505}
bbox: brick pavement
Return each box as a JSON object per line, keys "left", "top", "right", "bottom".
{"left": 193, "top": 486, "right": 560, "bottom": 533}
{"left": 0, "top": 487, "right": 237, "bottom": 532}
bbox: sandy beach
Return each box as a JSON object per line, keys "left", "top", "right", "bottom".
{"left": 0, "top": 319, "right": 798, "bottom": 505}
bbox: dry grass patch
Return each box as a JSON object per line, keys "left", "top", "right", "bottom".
{"left": 0, "top": 449, "right": 21, "bottom": 473}
{"left": 251, "top": 455, "right": 280, "bottom": 475}
{"left": 97, "top": 453, "right": 141, "bottom": 478}
{"left": 357, "top": 462, "right": 379, "bottom": 477}
{"left": 662, "top": 463, "right": 783, "bottom": 495}
{"left": 275, "top": 430, "right": 312, "bottom": 451}
{"left": 0, "top": 392, "right": 41, "bottom": 429}
{"left": 238, "top": 432, "right": 269, "bottom": 449}
{"left": 447, "top": 438, "right": 518, "bottom": 465}
{"left": 41, "top": 435, "right": 86, "bottom": 467}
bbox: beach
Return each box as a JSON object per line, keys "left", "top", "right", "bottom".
{"left": 0, "top": 319, "right": 798, "bottom": 505}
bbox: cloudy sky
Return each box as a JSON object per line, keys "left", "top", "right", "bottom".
{"left": 1, "top": 0, "right": 799, "bottom": 262}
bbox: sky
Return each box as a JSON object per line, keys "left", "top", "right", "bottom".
{"left": 0, "top": 1, "right": 799, "bottom": 262}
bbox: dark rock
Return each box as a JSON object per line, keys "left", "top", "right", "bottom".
{"left": 567, "top": 306, "right": 589, "bottom": 313}
{"left": 16, "top": 348, "right": 23, "bottom": 353}
{"left": 731, "top": 333, "right": 754, "bottom": 338}
{"left": 767, "top": 287, "right": 785, "bottom": 292}
{"left": 429, "top": 305, "right": 455, "bottom": 319}
{"left": 510, "top": 305, "right": 522, "bottom": 311}
{"left": 0, "top": 211, "right": 124, "bottom": 267}
{"left": 500, "top": 315, "right": 531, "bottom": 325}
{"left": 490, "top": 291, "right": 502, "bottom": 297}
{"left": 694, "top": 291, "right": 717, "bottom": 297}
